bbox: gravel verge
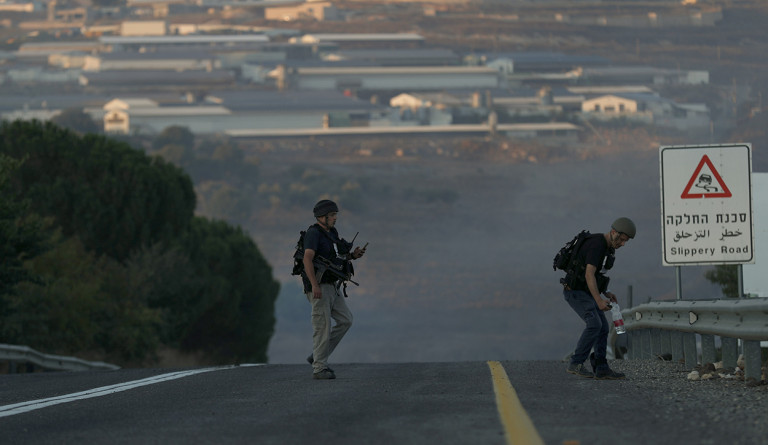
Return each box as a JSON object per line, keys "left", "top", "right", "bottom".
{"left": 608, "top": 358, "right": 767, "bottom": 444}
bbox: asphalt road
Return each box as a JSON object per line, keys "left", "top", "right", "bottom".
{"left": 0, "top": 361, "right": 757, "bottom": 444}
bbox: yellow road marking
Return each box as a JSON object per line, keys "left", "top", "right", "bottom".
{"left": 487, "top": 361, "right": 545, "bottom": 445}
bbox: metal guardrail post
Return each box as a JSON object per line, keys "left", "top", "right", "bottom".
{"left": 626, "top": 331, "right": 635, "bottom": 360}
{"left": 641, "top": 329, "right": 652, "bottom": 359}
{"left": 683, "top": 333, "right": 697, "bottom": 369}
{"left": 743, "top": 340, "right": 762, "bottom": 381}
{"left": 701, "top": 334, "right": 716, "bottom": 364}
{"left": 660, "top": 330, "right": 671, "bottom": 357}
{"left": 651, "top": 329, "right": 662, "bottom": 357}
{"left": 721, "top": 337, "right": 738, "bottom": 369}
{"left": 671, "top": 331, "right": 684, "bottom": 363}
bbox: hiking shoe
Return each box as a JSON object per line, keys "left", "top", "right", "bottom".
{"left": 312, "top": 368, "right": 336, "bottom": 380}
{"left": 595, "top": 366, "right": 625, "bottom": 380}
{"left": 566, "top": 363, "right": 594, "bottom": 378}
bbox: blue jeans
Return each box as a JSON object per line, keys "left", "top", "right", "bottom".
{"left": 564, "top": 289, "right": 609, "bottom": 365}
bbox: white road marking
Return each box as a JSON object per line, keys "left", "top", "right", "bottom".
{"left": 0, "top": 364, "right": 264, "bottom": 418}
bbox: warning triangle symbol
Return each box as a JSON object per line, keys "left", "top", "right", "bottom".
{"left": 680, "top": 154, "right": 732, "bottom": 199}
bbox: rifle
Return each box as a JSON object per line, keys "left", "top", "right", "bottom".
{"left": 313, "top": 255, "right": 359, "bottom": 286}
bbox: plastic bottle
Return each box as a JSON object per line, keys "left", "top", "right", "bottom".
{"left": 610, "top": 303, "right": 626, "bottom": 334}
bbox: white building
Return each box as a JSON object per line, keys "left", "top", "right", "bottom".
{"left": 264, "top": 2, "right": 340, "bottom": 21}
{"left": 100, "top": 90, "right": 389, "bottom": 135}
{"left": 581, "top": 93, "right": 709, "bottom": 130}
{"left": 83, "top": 52, "right": 219, "bottom": 72}
{"left": 120, "top": 20, "right": 167, "bottom": 36}
{"left": 102, "top": 98, "right": 231, "bottom": 135}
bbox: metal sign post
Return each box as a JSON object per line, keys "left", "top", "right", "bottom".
{"left": 659, "top": 143, "right": 754, "bottom": 299}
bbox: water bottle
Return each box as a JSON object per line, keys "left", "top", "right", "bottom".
{"left": 610, "top": 303, "right": 626, "bottom": 334}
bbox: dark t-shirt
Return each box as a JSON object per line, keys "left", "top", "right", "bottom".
{"left": 571, "top": 234, "right": 609, "bottom": 291}
{"left": 303, "top": 225, "right": 339, "bottom": 262}
{"left": 302, "top": 225, "right": 348, "bottom": 287}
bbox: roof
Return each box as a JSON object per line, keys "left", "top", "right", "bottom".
{"left": 113, "top": 106, "right": 232, "bottom": 117}
{"left": 0, "top": 93, "right": 113, "bottom": 112}
{"left": 297, "top": 33, "right": 424, "bottom": 44}
{"left": 80, "top": 70, "right": 235, "bottom": 85}
{"left": 487, "top": 51, "right": 610, "bottom": 65}
{"left": 582, "top": 66, "right": 679, "bottom": 77}
{"left": 204, "top": 90, "right": 386, "bottom": 112}
{"left": 91, "top": 51, "right": 217, "bottom": 61}
{"left": 567, "top": 86, "right": 653, "bottom": 94}
{"left": 100, "top": 35, "right": 270, "bottom": 45}
{"left": 104, "top": 98, "right": 159, "bottom": 109}
{"left": 226, "top": 122, "right": 579, "bottom": 138}
{"left": 328, "top": 48, "right": 458, "bottom": 60}
{"left": 583, "top": 92, "right": 668, "bottom": 104}
{"left": 290, "top": 66, "right": 499, "bottom": 75}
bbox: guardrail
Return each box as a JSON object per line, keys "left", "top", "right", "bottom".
{"left": 0, "top": 344, "right": 120, "bottom": 373}
{"left": 620, "top": 298, "right": 768, "bottom": 382}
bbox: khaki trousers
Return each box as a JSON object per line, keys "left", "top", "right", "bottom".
{"left": 306, "top": 283, "right": 353, "bottom": 373}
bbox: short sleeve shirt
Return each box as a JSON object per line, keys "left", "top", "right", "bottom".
{"left": 303, "top": 225, "right": 338, "bottom": 261}
{"left": 578, "top": 234, "right": 609, "bottom": 273}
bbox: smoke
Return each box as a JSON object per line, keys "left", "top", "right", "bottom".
{"left": 265, "top": 149, "right": 723, "bottom": 365}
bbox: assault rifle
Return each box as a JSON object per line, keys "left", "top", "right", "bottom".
{"left": 313, "top": 255, "right": 359, "bottom": 286}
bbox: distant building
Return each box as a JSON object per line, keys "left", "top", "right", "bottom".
{"left": 0, "top": 1, "right": 38, "bottom": 12}
{"left": 79, "top": 70, "right": 236, "bottom": 88}
{"left": 99, "top": 34, "right": 270, "bottom": 52}
{"left": 579, "top": 66, "right": 709, "bottom": 86}
{"left": 270, "top": 65, "right": 501, "bottom": 93}
{"left": 265, "top": 2, "right": 341, "bottom": 21}
{"left": 473, "top": 52, "right": 611, "bottom": 74}
{"left": 102, "top": 97, "right": 231, "bottom": 135}
{"left": 83, "top": 51, "right": 219, "bottom": 72}
{"left": 99, "top": 90, "right": 389, "bottom": 135}
{"left": 389, "top": 87, "right": 581, "bottom": 125}
{"left": 120, "top": 20, "right": 166, "bottom": 36}
{"left": 581, "top": 93, "right": 710, "bottom": 130}
{"left": 323, "top": 49, "right": 461, "bottom": 67}
{"left": 291, "top": 33, "right": 425, "bottom": 49}
{"left": 17, "top": 41, "right": 105, "bottom": 57}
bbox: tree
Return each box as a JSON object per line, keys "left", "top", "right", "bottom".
{"left": 153, "top": 126, "right": 195, "bottom": 151}
{"left": 175, "top": 217, "right": 279, "bottom": 363}
{"left": 50, "top": 108, "right": 101, "bottom": 135}
{"left": 0, "top": 120, "right": 196, "bottom": 261}
{"left": 0, "top": 154, "right": 48, "bottom": 297}
{"left": 704, "top": 265, "right": 739, "bottom": 298}
{"left": 6, "top": 236, "right": 163, "bottom": 363}
{"left": 0, "top": 120, "right": 279, "bottom": 365}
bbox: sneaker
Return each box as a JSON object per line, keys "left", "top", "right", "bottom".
{"left": 595, "top": 366, "right": 625, "bottom": 380}
{"left": 312, "top": 368, "right": 336, "bottom": 380}
{"left": 566, "top": 363, "right": 594, "bottom": 378}
{"left": 307, "top": 355, "right": 334, "bottom": 372}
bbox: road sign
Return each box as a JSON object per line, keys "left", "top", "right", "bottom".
{"left": 743, "top": 173, "right": 767, "bottom": 297}
{"left": 659, "top": 143, "right": 753, "bottom": 266}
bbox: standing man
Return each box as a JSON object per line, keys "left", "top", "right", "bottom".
{"left": 563, "top": 217, "right": 636, "bottom": 380}
{"left": 302, "top": 199, "right": 366, "bottom": 380}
